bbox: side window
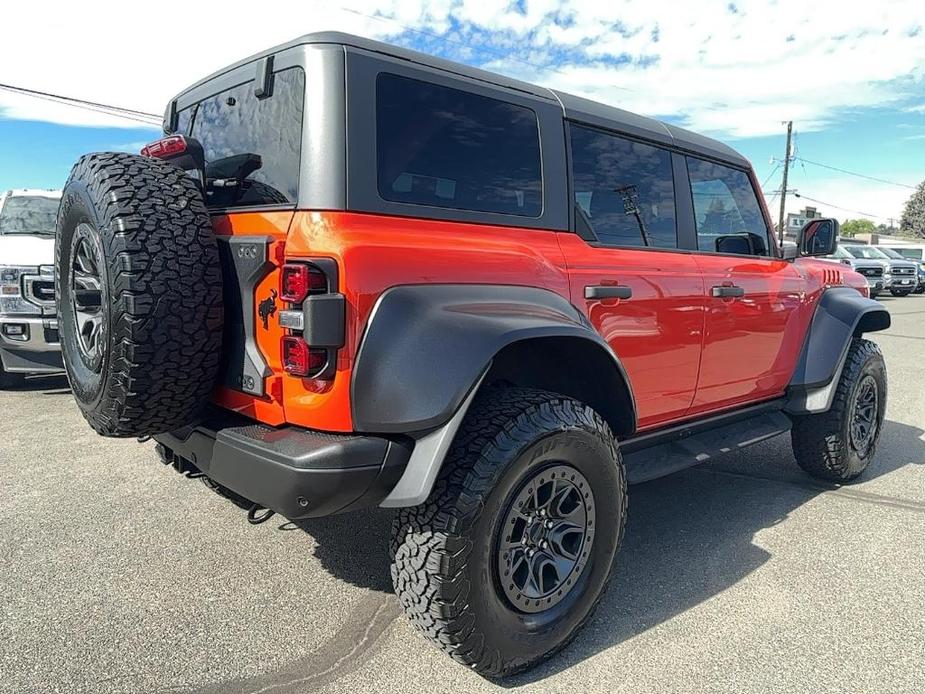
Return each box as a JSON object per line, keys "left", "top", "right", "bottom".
{"left": 687, "top": 157, "right": 771, "bottom": 256}
{"left": 187, "top": 67, "right": 305, "bottom": 209}
{"left": 376, "top": 73, "right": 542, "bottom": 217}
{"left": 568, "top": 124, "right": 677, "bottom": 248}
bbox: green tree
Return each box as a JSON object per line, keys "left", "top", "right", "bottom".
{"left": 900, "top": 181, "right": 925, "bottom": 238}
{"left": 840, "top": 218, "right": 876, "bottom": 237}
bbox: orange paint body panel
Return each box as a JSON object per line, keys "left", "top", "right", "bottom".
{"left": 556, "top": 235, "right": 706, "bottom": 430}
{"left": 270, "top": 211, "right": 568, "bottom": 432}
{"left": 210, "top": 209, "right": 830, "bottom": 436}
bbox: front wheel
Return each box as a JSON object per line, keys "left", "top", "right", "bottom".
{"left": 791, "top": 338, "right": 886, "bottom": 482}
{"left": 390, "top": 387, "right": 626, "bottom": 678}
{"left": 890, "top": 289, "right": 912, "bottom": 297}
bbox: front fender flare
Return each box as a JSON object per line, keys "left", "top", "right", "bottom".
{"left": 786, "top": 286, "right": 890, "bottom": 414}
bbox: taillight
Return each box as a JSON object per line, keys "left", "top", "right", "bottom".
{"left": 280, "top": 263, "right": 326, "bottom": 303}
{"left": 140, "top": 135, "right": 188, "bottom": 159}
{"left": 281, "top": 336, "right": 327, "bottom": 377}
{"left": 279, "top": 259, "right": 343, "bottom": 381}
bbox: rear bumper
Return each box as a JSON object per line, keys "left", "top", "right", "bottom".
{"left": 153, "top": 410, "right": 412, "bottom": 519}
{"left": 0, "top": 316, "right": 63, "bottom": 373}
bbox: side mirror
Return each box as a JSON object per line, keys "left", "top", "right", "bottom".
{"left": 797, "top": 218, "right": 839, "bottom": 257}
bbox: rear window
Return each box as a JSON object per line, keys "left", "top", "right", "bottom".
{"left": 569, "top": 124, "right": 677, "bottom": 248}
{"left": 0, "top": 196, "right": 59, "bottom": 236}
{"left": 177, "top": 67, "right": 305, "bottom": 209}
{"left": 376, "top": 73, "right": 542, "bottom": 217}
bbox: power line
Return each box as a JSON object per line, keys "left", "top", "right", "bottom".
{"left": 761, "top": 163, "right": 782, "bottom": 189}
{"left": 793, "top": 192, "right": 885, "bottom": 220}
{"left": 0, "top": 82, "right": 161, "bottom": 126}
{"left": 794, "top": 157, "right": 916, "bottom": 190}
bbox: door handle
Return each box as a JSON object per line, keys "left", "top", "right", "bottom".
{"left": 585, "top": 285, "right": 632, "bottom": 300}
{"left": 711, "top": 285, "right": 745, "bottom": 298}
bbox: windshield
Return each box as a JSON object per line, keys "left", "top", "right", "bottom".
{"left": 0, "top": 196, "right": 59, "bottom": 236}
{"left": 831, "top": 246, "right": 852, "bottom": 259}
{"left": 845, "top": 245, "right": 889, "bottom": 260}
{"left": 878, "top": 247, "right": 905, "bottom": 260}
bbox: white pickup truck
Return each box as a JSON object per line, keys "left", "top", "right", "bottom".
{"left": 0, "top": 189, "right": 64, "bottom": 387}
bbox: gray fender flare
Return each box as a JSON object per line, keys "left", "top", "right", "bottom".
{"left": 349, "top": 284, "right": 634, "bottom": 507}
{"left": 785, "top": 287, "right": 890, "bottom": 414}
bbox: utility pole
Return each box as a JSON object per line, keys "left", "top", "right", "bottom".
{"left": 777, "top": 121, "right": 793, "bottom": 245}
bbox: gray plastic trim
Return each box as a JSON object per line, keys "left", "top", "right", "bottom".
{"left": 215, "top": 236, "right": 273, "bottom": 397}
{"left": 380, "top": 372, "right": 485, "bottom": 507}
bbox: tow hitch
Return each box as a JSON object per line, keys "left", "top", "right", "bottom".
{"left": 153, "top": 442, "right": 275, "bottom": 524}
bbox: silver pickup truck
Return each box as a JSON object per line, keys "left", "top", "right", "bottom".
{"left": 0, "top": 190, "right": 63, "bottom": 388}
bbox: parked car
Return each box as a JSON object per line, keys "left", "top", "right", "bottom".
{"left": 822, "top": 245, "right": 890, "bottom": 298}
{"left": 844, "top": 244, "right": 918, "bottom": 296}
{"left": 0, "top": 189, "right": 63, "bottom": 388}
{"left": 52, "top": 32, "right": 890, "bottom": 677}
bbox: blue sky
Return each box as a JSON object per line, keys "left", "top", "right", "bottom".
{"left": 2, "top": 1, "right": 924, "bottom": 222}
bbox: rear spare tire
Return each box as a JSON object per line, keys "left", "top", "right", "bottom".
{"left": 55, "top": 153, "right": 223, "bottom": 437}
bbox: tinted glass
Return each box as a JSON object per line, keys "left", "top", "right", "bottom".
{"left": 0, "top": 196, "right": 59, "bottom": 236}
{"left": 376, "top": 73, "right": 542, "bottom": 217}
{"left": 569, "top": 125, "right": 677, "bottom": 248}
{"left": 183, "top": 67, "right": 304, "bottom": 209}
{"left": 688, "top": 158, "right": 771, "bottom": 255}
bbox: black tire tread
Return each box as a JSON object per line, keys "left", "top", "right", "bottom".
{"left": 389, "top": 386, "right": 626, "bottom": 678}
{"left": 791, "top": 338, "right": 884, "bottom": 481}
{"left": 56, "top": 152, "right": 223, "bottom": 437}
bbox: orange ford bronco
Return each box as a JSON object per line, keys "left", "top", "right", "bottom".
{"left": 55, "top": 33, "right": 889, "bottom": 676}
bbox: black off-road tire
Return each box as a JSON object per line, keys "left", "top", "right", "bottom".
{"left": 0, "top": 362, "right": 25, "bottom": 389}
{"left": 889, "top": 288, "right": 912, "bottom": 297}
{"left": 390, "top": 387, "right": 627, "bottom": 678}
{"left": 55, "top": 153, "right": 223, "bottom": 437}
{"left": 791, "top": 338, "right": 886, "bottom": 482}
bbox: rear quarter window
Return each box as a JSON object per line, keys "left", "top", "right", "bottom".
{"left": 178, "top": 67, "right": 305, "bottom": 209}
{"left": 375, "top": 73, "right": 543, "bottom": 217}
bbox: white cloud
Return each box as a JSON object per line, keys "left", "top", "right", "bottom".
{"left": 1, "top": 0, "right": 924, "bottom": 140}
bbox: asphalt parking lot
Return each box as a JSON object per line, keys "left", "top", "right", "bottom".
{"left": 2, "top": 296, "right": 924, "bottom": 694}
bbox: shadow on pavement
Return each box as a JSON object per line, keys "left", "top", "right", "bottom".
{"left": 278, "top": 418, "right": 924, "bottom": 685}
{"left": 6, "top": 373, "right": 71, "bottom": 395}
{"left": 286, "top": 509, "right": 396, "bottom": 593}
{"left": 505, "top": 417, "right": 925, "bottom": 685}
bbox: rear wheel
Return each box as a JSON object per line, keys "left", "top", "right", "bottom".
{"left": 55, "top": 153, "right": 223, "bottom": 437}
{"left": 791, "top": 338, "right": 886, "bottom": 482}
{"left": 390, "top": 387, "right": 626, "bottom": 678}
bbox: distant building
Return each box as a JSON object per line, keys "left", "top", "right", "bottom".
{"left": 784, "top": 206, "right": 822, "bottom": 239}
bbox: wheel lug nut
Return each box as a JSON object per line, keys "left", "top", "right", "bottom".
{"left": 540, "top": 540, "right": 548, "bottom": 550}
{"left": 545, "top": 520, "right": 554, "bottom": 529}
{"left": 527, "top": 548, "right": 536, "bottom": 557}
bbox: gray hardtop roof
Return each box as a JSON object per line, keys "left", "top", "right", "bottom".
{"left": 172, "top": 31, "right": 747, "bottom": 168}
